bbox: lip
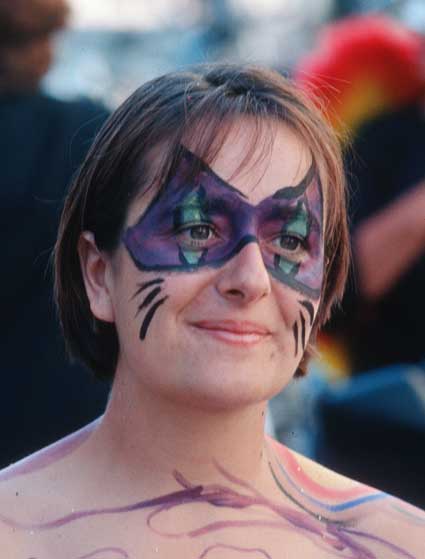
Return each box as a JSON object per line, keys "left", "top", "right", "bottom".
{"left": 190, "top": 320, "right": 271, "bottom": 346}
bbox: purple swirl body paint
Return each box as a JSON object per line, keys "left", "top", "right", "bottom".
{"left": 199, "top": 543, "right": 272, "bottom": 558}
{"left": 6, "top": 463, "right": 416, "bottom": 559}
{"left": 77, "top": 548, "right": 129, "bottom": 559}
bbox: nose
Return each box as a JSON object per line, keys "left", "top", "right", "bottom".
{"left": 215, "top": 241, "right": 271, "bottom": 305}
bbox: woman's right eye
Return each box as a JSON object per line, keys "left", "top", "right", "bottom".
{"left": 187, "top": 225, "right": 214, "bottom": 240}
{"left": 176, "top": 223, "right": 218, "bottom": 249}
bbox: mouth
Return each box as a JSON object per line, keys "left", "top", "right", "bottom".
{"left": 190, "top": 320, "right": 271, "bottom": 347}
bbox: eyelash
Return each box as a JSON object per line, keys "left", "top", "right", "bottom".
{"left": 268, "top": 233, "right": 308, "bottom": 260}
{"left": 174, "top": 223, "right": 309, "bottom": 261}
{"left": 175, "top": 222, "right": 220, "bottom": 249}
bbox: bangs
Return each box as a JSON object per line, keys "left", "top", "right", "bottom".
{"left": 134, "top": 89, "right": 289, "bottom": 208}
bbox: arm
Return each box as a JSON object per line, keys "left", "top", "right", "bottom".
{"left": 354, "top": 180, "right": 425, "bottom": 300}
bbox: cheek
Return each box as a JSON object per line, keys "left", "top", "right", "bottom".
{"left": 273, "top": 283, "right": 319, "bottom": 356}
{"left": 126, "top": 268, "right": 218, "bottom": 343}
{"left": 160, "top": 268, "right": 218, "bottom": 309}
{"left": 273, "top": 283, "right": 302, "bottom": 326}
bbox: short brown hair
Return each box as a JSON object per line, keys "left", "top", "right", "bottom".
{"left": 55, "top": 64, "right": 350, "bottom": 380}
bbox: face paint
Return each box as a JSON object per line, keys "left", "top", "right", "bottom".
{"left": 139, "top": 296, "right": 168, "bottom": 340}
{"left": 293, "top": 322, "right": 299, "bottom": 357}
{"left": 293, "top": 304, "right": 312, "bottom": 357}
{"left": 298, "top": 300, "right": 315, "bottom": 326}
{"left": 131, "top": 277, "right": 168, "bottom": 340}
{"left": 124, "top": 149, "right": 324, "bottom": 299}
{"left": 300, "top": 312, "right": 306, "bottom": 351}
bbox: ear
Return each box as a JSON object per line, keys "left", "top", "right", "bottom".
{"left": 78, "top": 231, "right": 115, "bottom": 323}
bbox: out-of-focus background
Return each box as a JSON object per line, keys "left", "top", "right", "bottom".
{"left": 1, "top": 0, "right": 424, "bottom": 506}
{"left": 44, "top": 0, "right": 425, "bottom": 106}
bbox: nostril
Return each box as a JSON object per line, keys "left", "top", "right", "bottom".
{"left": 227, "top": 288, "right": 244, "bottom": 297}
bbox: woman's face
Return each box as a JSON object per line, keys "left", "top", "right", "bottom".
{"left": 100, "top": 119, "right": 323, "bottom": 409}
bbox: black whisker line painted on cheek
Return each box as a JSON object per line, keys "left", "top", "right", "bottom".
{"left": 134, "top": 286, "right": 162, "bottom": 318}
{"left": 300, "top": 311, "right": 306, "bottom": 351}
{"left": 298, "top": 300, "right": 314, "bottom": 326}
{"left": 139, "top": 296, "right": 169, "bottom": 340}
{"left": 130, "top": 277, "right": 164, "bottom": 301}
{"left": 293, "top": 322, "right": 299, "bottom": 357}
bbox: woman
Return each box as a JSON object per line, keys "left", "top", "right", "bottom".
{"left": 0, "top": 64, "right": 423, "bottom": 559}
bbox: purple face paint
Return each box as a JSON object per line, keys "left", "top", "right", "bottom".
{"left": 124, "top": 149, "right": 324, "bottom": 300}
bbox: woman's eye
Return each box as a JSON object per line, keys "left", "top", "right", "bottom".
{"left": 278, "top": 235, "right": 303, "bottom": 251}
{"left": 188, "top": 225, "right": 214, "bottom": 240}
{"left": 176, "top": 223, "right": 218, "bottom": 248}
{"left": 268, "top": 233, "right": 308, "bottom": 262}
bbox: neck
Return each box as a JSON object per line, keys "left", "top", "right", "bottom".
{"left": 89, "top": 368, "right": 269, "bottom": 494}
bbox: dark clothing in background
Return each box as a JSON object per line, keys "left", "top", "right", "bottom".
{"left": 0, "top": 91, "right": 110, "bottom": 467}
{"left": 317, "top": 106, "right": 425, "bottom": 507}
{"left": 316, "top": 363, "right": 425, "bottom": 509}
{"left": 338, "top": 104, "right": 425, "bottom": 373}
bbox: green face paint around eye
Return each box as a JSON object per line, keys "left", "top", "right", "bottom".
{"left": 274, "top": 256, "right": 300, "bottom": 276}
{"left": 174, "top": 189, "right": 217, "bottom": 266}
{"left": 179, "top": 247, "right": 206, "bottom": 265}
{"left": 283, "top": 201, "right": 309, "bottom": 239}
{"left": 173, "top": 190, "right": 209, "bottom": 229}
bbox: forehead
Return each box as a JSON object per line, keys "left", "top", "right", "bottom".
{"left": 191, "top": 118, "right": 312, "bottom": 205}
{"left": 127, "top": 117, "right": 312, "bottom": 224}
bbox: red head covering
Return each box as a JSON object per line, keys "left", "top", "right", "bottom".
{"left": 295, "top": 15, "right": 425, "bottom": 135}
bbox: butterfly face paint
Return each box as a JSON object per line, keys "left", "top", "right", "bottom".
{"left": 124, "top": 149, "right": 324, "bottom": 300}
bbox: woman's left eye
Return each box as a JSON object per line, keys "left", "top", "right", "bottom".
{"left": 278, "top": 235, "right": 303, "bottom": 251}
{"left": 267, "top": 233, "right": 308, "bottom": 262}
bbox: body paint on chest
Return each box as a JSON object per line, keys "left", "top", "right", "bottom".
{"left": 4, "top": 458, "right": 418, "bottom": 559}
{"left": 124, "top": 149, "right": 324, "bottom": 300}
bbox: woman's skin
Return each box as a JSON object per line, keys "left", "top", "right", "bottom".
{"left": 0, "top": 119, "right": 423, "bottom": 559}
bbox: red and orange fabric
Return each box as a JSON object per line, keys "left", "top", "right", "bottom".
{"left": 295, "top": 15, "right": 425, "bottom": 137}
{"left": 295, "top": 15, "right": 425, "bottom": 377}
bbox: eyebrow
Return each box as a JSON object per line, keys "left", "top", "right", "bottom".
{"left": 272, "top": 162, "right": 316, "bottom": 200}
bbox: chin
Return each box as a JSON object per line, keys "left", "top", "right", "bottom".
{"left": 167, "top": 361, "right": 291, "bottom": 412}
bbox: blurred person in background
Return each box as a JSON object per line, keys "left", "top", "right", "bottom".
{"left": 0, "top": 0, "right": 109, "bottom": 467}
{"left": 295, "top": 15, "right": 425, "bottom": 507}
{"left": 344, "top": 85, "right": 425, "bottom": 374}
{"left": 296, "top": 14, "right": 425, "bottom": 375}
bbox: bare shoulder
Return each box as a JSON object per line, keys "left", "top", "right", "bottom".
{"left": 268, "top": 437, "right": 425, "bottom": 558}
{"left": 0, "top": 421, "right": 98, "bottom": 549}
{"left": 0, "top": 463, "right": 40, "bottom": 553}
